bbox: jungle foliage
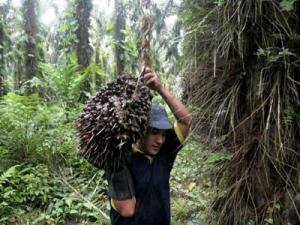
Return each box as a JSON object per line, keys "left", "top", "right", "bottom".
{"left": 1, "top": 0, "right": 299, "bottom": 224}
{"left": 0, "top": 0, "right": 204, "bottom": 224}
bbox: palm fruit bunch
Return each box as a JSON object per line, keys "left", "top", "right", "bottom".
{"left": 76, "top": 74, "right": 151, "bottom": 170}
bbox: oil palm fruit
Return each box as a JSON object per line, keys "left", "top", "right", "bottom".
{"left": 76, "top": 74, "right": 151, "bottom": 170}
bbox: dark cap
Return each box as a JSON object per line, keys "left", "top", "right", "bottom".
{"left": 150, "top": 104, "right": 172, "bottom": 130}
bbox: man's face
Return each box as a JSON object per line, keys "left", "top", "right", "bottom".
{"left": 140, "top": 128, "right": 166, "bottom": 156}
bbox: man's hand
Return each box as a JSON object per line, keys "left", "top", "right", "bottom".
{"left": 143, "top": 67, "right": 163, "bottom": 92}
{"left": 142, "top": 67, "right": 193, "bottom": 139}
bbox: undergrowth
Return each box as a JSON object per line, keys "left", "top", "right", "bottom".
{"left": 171, "top": 141, "right": 230, "bottom": 224}
{"left": 0, "top": 92, "right": 220, "bottom": 224}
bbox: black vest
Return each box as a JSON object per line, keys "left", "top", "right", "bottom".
{"left": 110, "top": 129, "right": 182, "bottom": 225}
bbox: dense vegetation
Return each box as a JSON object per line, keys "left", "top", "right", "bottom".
{"left": 0, "top": 0, "right": 208, "bottom": 224}
{"left": 1, "top": 0, "right": 299, "bottom": 224}
{"left": 180, "top": 0, "right": 300, "bottom": 224}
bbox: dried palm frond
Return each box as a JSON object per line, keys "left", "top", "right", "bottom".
{"left": 181, "top": 0, "right": 300, "bottom": 224}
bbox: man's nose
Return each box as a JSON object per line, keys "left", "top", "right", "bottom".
{"left": 156, "top": 134, "right": 165, "bottom": 145}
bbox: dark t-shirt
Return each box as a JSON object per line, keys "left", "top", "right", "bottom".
{"left": 110, "top": 128, "right": 183, "bottom": 225}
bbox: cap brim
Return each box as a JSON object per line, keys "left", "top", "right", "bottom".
{"left": 151, "top": 120, "right": 172, "bottom": 130}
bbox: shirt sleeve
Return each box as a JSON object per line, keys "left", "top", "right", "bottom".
{"left": 105, "top": 166, "right": 135, "bottom": 200}
{"left": 174, "top": 120, "right": 185, "bottom": 144}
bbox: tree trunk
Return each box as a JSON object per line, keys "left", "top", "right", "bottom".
{"left": 75, "top": 0, "right": 92, "bottom": 69}
{"left": 14, "top": 56, "right": 23, "bottom": 91}
{"left": 75, "top": 0, "right": 92, "bottom": 101}
{"left": 114, "top": 0, "right": 126, "bottom": 76}
{"left": 0, "top": 3, "right": 10, "bottom": 96}
{"left": 0, "top": 21, "right": 5, "bottom": 96}
{"left": 23, "top": 0, "right": 38, "bottom": 94}
{"left": 95, "top": 40, "right": 102, "bottom": 89}
{"left": 180, "top": 1, "right": 300, "bottom": 224}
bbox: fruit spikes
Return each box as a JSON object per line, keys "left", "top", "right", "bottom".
{"left": 76, "top": 74, "right": 152, "bottom": 170}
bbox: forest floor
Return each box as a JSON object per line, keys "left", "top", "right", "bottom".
{"left": 170, "top": 142, "right": 216, "bottom": 225}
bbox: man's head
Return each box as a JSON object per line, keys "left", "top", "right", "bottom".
{"left": 139, "top": 104, "right": 172, "bottom": 156}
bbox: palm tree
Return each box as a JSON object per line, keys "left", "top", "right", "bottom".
{"left": 0, "top": 16, "right": 6, "bottom": 96}
{"left": 180, "top": 1, "right": 300, "bottom": 224}
{"left": 114, "top": 0, "right": 126, "bottom": 75}
{"left": 75, "top": 0, "right": 92, "bottom": 101}
{"left": 75, "top": 0, "right": 92, "bottom": 69}
{"left": 23, "top": 0, "right": 38, "bottom": 93}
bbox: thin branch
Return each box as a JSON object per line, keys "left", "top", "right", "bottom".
{"left": 58, "top": 171, "right": 110, "bottom": 221}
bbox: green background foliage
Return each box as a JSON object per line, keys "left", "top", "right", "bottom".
{"left": 0, "top": 0, "right": 210, "bottom": 224}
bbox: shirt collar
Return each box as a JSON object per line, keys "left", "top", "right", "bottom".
{"left": 132, "top": 144, "right": 153, "bottom": 162}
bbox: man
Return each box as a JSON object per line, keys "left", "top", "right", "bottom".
{"left": 106, "top": 67, "right": 192, "bottom": 225}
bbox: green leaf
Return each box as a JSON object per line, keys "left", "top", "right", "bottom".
{"left": 247, "top": 220, "right": 255, "bottom": 225}
{"left": 1, "top": 165, "right": 20, "bottom": 178}
{"left": 264, "top": 218, "right": 273, "bottom": 224}
{"left": 279, "top": 48, "right": 296, "bottom": 57}
{"left": 280, "top": 0, "right": 296, "bottom": 11}
{"left": 69, "top": 209, "right": 78, "bottom": 214}
{"left": 105, "top": 22, "right": 113, "bottom": 32}
{"left": 257, "top": 48, "right": 266, "bottom": 56}
{"left": 83, "top": 202, "right": 93, "bottom": 209}
{"left": 269, "top": 55, "right": 280, "bottom": 62}
{"left": 65, "top": 198, "right": 73, "bottom": 207}
{"left": 274, "top": 203, "right": 281, "bottom": 209}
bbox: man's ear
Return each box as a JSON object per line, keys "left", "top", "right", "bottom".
{"left": 135, "top": 139, "right": 142, "bottom": 149}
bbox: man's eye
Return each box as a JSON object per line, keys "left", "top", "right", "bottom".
{"left": 151, "top": 129, "right": 160, "bottom": 134}
{"left": 150, "top": 129, "right": 166, "bottom": 137}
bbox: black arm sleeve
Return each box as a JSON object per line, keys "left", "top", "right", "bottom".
{"left": 106, "top": 165, "right": 135, "bottom": 200}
